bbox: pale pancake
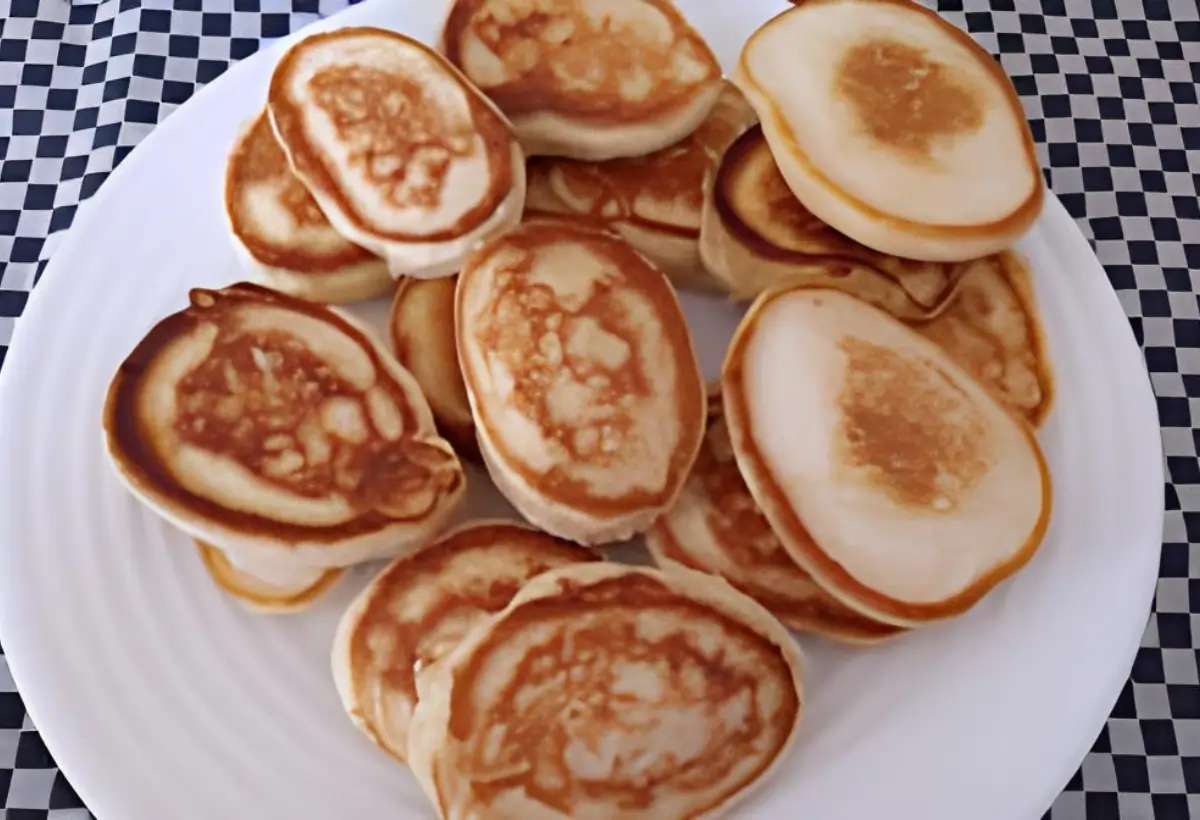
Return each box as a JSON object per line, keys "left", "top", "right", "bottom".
{"left": 407, "top": 562, "right": 805, "bottom": 819}
{"left": 196, "top": 539, "right": 344, "bottom": 614}
{"left": 224, "top": 111, "right": 393, "bottom": 304}
{"left": 456, "top": 216, "right": 706, "bottom": 544}
{"left": 700, "top": 125, "right": 952, "bottom": 311}
{"left": 103, "top": 283, "right": 467, "bottom": 583}
{"left": 646, "top": 387, "right": 903, "bottom": 644}
{"left": 388, "top": 275, "right": 478, "bottom": 458}
{"left": 916, "top": 253, "right": 1054, "bottom": 427}
{"left": 441, "top": 0, "right": 724, "bottom": 161}
{"left": 532, "top": 83, "right": 757, "bottom": 292}
{"left": 267, "top": 27, "right": 525, "bottom": 279}
{"left": 331, "top": 520, "right": 599, "bottom": 762}
{"left": 734, "top": 0, "right": 1043, "bottom": 261}
{"left": 722, "top": 287, "right": 1051, "bottom": 626}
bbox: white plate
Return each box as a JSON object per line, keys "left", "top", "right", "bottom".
{"left": 0, "top": 2, "right": 1164, "bottom": 819}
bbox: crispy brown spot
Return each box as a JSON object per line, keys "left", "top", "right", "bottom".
{"left": 473, "top": 234, "right": 652, "bottom": 469}
{"left": 444, "top": 0, "right": 720, "bottom": 120}
{"left": 308, "top": 65, "right": 476, "bottom": 210}
{"left": 838, "top": 337, "right": 988, "bottom": 511}
{"left": 169, "top": 294, "right": 462, "bottom": 520}
{"left": 836, "top": 40, "right": 983, "bottom": 159}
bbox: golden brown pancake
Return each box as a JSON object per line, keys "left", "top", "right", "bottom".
{"left": 223, "top": 111, "right": 393, "bottom": 304}
{"left": 701, "top": 125, "right": 953, "bottom": 310}
{"left": 734, "top": 0, "right": 1043, "bottom": 261}
{"left": 267, "top": 27, "right": 525, "bottom": 279}
{"left": 441, "top": 0, "right": 724, "bottom": 161}
{"left": 722, "top": 286, "right": 1052, "bottom": 627}
{"left": 331, "top": 520, "right": 599, "bottom": 762}
{"left": 388, "top": 275, "right": 478, "bottom": 458}
{"left": 646, "top": 387, "right": 903, "bottom": 644}
{"left": 916, "top": 253, "right": 1054, "bottom": 427}
{"left": 456, "top": 216, "right": 706, "bottom": 544}
{"left": 534, "top": 82, "right": 758, "bottom": 291}
{"left": 196, "top": 539, "right": 344, "bottom": 614}
{"left": 407, "top": 562, "right": 805, "bottom": 819}
{"left": 103, "top": 283, "right": 467, "bottom": 584}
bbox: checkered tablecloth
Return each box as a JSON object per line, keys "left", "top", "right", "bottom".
{"left": 0, "top": 0, "right": 1196, "bottom": 818}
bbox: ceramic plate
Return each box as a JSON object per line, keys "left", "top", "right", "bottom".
{"left": 0, "top": 2, "right": 1163, "bottom": 819}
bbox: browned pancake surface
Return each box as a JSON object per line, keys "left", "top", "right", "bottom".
{"left": 457, "top": 217, "right": 705, "bottom": 520}
{"left": 344, "top": 523, "right": 598, "bottom": 760}
{"left": 546, "top": 83, "right": 756, "bottom": 236}
{"left": 225, "top": 112, "right": 376, "bottom": 273}
{"left": 434, "top": 569, "right": 800, "bottom": 816}
{"left": 442, "top": 0, "right": 721, "bottom": 123}
{"left": 105, "top": 283, "right": 464, "bottom": 543}
{"left": 269, "top": 27, "right": 516, "bottom": 243}
{"left": 389, "top": 276, "right": 478, "bottom": 457}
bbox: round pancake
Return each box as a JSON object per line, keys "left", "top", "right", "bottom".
{"left": 533, "top": 82, "right": 757, "bottom": 292}
{"left": 646, "top": 388, "right": 903, "bottom": 644}
{"left": 223, "top": 111, "right": 393, "bottom": 304}
{"left": 455, "top": 216, "right": 706, "bottom": 544}
{"left": 103, "top": 282, "right": 467, "bottom": 581}
{"left": 195, "top": 539, "right": 344, "bottom": 614}
{"left": 268, "top": 26, "right": 525, "bottom": 279}
{"left": 722, "top": 286, "right": 1052, "bottom": 626}
{"left": 441, "top": 0, "right": 724, "bottom": 161}
{"left": 701, "top": 125, "right": 952, "bottom": 310}
{"left": 733, "top": 0, "right": 1043, "bottom": 261}
{"left": 388, "top": 275, "right": 478, "bottom": 458}
{"left": 331, "top": 520, "right": 599, "bottom": 762}
{"left": 407, "top": 562, "right": 805, "bottom": 819}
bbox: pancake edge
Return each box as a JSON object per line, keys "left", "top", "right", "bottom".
{"left": 719, "top": 283, "right": 1054, "bottom": 626}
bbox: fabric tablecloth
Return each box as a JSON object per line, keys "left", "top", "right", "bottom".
{"left": 0, "top": 0, "right": 1197, "bottom": 817}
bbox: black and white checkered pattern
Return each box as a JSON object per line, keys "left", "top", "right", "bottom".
{"left": 0, "top": 1, "right": 1196, "bottom": 817}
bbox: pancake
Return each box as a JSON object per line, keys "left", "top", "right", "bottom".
{"left": 267, "top": 27, "right": 525, "bottom": 280}
{"left": 103, "top": 282, "right": 467, "bottom": 585}
{"left": 722, "top": 286, "right": 1051, "bottom": 626}
{"left": 389, "top": 275, "right": 478, "bottom": 458}
{"left": 441, "top": 0, "right": 724, "bottom": 161}
{"left": 646, "top": 387, "right": 903, "bottom": 644}
{"left": 196, "top": 539, "right": 344, "bottom": 614}
{"left": 407, "top": 562, "right": 805, "bottom": 819}
{"left": 223, "top": 111, "right": 393, "bottom": 304}
{"left": 534, "top": 82, "right": 758, "bottom": 291}
{"left": 733, "top": 0, "right": 1043, "bottom": 261}
{"left": 331, "top": 520, "right": 599, "bottom": 762}
{"left": 916, "top": 253, "right": 1054, "bottom": 427}
{"left": 700, "top": 125, "right": 952, "bottom": 311}
{"left": 523, "top": 157, "right": 571, "bottom": 216}
{"left": 456, "top": 216, "right": 706, "bottom": 544}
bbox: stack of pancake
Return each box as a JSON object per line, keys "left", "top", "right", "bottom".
{"left": 102, "top": 0, "right": 1061, "bottom": 816}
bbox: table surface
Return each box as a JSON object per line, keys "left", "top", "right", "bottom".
{"left": 0, "top": 0, "right": 1197, "bottom": 818}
